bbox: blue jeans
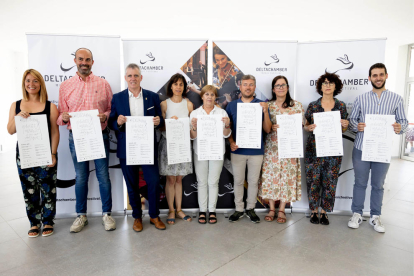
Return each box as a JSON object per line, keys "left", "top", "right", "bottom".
{"left": 351, "top": 147, "right": 390, "bottom": 216}
{"left": 69, "top": 131, "right": 112, "bottom": 215}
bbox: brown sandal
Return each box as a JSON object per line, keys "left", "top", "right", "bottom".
{"left": 265, "top": 209, "right": 276, "bottom": 222}
{"left": 276, "top": 211, "right": 286, "bottom": 224}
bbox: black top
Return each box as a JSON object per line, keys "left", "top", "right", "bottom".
{"left": 15, "top": 100, "right": 52, "bottom": 147}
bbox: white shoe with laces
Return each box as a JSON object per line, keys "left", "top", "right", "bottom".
{"left": 348, "top": 212, "right": 363, "bottom": 229}
{"left": 369, "top": 215, "right": 385, "bottom": 233}
{"left": 70, "top": 216, "right": 88, "bottom": 233}
{"left": 102, "top": 214, "right": 116, "bottom": 231}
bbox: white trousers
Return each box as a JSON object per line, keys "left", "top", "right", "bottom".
{"left": 194, "top": 153, "right": 224, "bottom": 212}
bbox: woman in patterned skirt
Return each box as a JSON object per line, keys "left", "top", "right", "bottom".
{"left": 304, "top": 72, "right": 349, "bottom": 225}
{"left": 7, "top": 69, "right": 59, "bottom": 237}
{"left": 259, "top": 75, "right": 305, "bottom": 224}
{"left": 159, "top": 74, "right": 194, "bottom": 224}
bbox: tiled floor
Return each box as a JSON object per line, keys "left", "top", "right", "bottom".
{"left": 0, "top": 150, "right": 413, "bottom": 276}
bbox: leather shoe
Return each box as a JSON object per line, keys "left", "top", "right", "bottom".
{"left": 150, "top": 217, "right": 166, "bottom": 230}
{"left": 133, "top": 218, "right": 143, "bottom": 232}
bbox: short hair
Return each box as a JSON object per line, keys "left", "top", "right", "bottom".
{"left": 241, "top": 74, "right": 256, "bottom": 86}
{"left": 75, "top": 47, "right": 94, "bottom": 60}
{"left": 270, "top": 75, "right": 294, "bottom": 108}
{"left": 316, "top": 72, "right": 343, "bottom": 96}
{"left": 21, "top": 69, "right": 48, "bottom": 103}
{"left": 369, "top": 63, "right": 387, "bottom": 76}
{"left": 166, "top": 73, "right": 187, "bottom": 98}
{"left": 200, "top": 85, "right": 218, "bottom": 98}
{"left": 125, "top": 63, "right": 141, "bottom": 76}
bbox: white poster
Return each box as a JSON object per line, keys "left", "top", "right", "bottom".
{"left": 126, "top": 116, "right": 154, "bottom": 165}
{"left": 197, "top": 115, "right": 223, "bottom": 161}
{"left": 165, "top": 118, "right": 192, "bottom": 165}
{"left": 276, "top": 113, "right": 304, "bottom": 159}
{"left": 314, "top": 111, "right": 344, "bottom": 157}
{"left": 295, "top": 38, "right": 386, "bottom": 211}
{"left": 69, "top": 110, "right": 106, "bottom": 162}
{"left": 15, "top": 115, "right": 52, "bottom": 169}
{"left": 27, "top": 34, "right": 123, "bottom": 215}
{"left": 362, "top": 115, "right": 395, "bottom": 163}
{"left": 212, "top": 40, "right": 297, "bottom": 102}
{"left": 236, "top": 103, "right": 262, "bottom": 149}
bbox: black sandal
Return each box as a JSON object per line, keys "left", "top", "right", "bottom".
{"left": 208, "top": 212, "right": 217, "bottom": 224}
{"left": 310, "top": 212, "right": 319, "bottom": 224}
{"left": 320, "top": 213, "right": 329, "bottom": 225}
{"left": 42, "top": 226, "right": 54, "bottom": 237}
{"left": 198, "top": 212, "right": 207, "bottom": 224}
{"left": 28, "top": 228, "right": 40, "bottom": 238}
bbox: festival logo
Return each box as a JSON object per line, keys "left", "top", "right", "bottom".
{"left": 218, "top": 183, "right": 234, "bottom": 197}
{"left": 140, "top": 52, "right": 156, "bottom": 64}
{"left": 60, "top": 52, "right": 76, "bottom": 72}
{"left": 183, "top": 182, "right": 198, "bottom": 196}
{"left": 325, "top": 54, "right": 354, "bottom": 74}
{"left": 264, "top": 54, "right": 279, "bottom": 66}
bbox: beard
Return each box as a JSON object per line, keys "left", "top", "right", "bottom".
{"left": 77, "top": 64, "right": 91, "bottom": 75}
{"left": 371, "top": 79, "right": 386, "bottom": 90}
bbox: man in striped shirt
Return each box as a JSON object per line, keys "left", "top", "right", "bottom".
{"left": 57, "top": 48, "right": 116, "bottom": 233}
{"left": 348, "top": 63, "right": 408, "bottom": 233}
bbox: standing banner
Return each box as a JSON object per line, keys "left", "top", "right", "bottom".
{"left": 123, "top": 39, "right": 208, "bottom": 210}
{"left": 210, "top": 40, "right": 298, "bottom": 210}
{"left": 27, "top": 34, "right": 123, "bottom": 215}
{"left": 295, "top": 38, "right": 386, "bottom": 212}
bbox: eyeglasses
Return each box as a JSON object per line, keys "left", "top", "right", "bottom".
{"left": 274, "top": 84, "right": 287, "bottom": 90}
{"left": 322, "top": 82, "right": 335, "bottom": 87}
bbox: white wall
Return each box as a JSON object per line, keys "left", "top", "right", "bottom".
{"left": 1, "top": 0, "right": 413, "bottom": 154}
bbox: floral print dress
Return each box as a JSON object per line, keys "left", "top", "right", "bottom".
{"left": 259, "top": 100, "right": 305, "bottom": 202}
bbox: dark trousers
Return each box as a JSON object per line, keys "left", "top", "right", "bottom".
{"left": 119, "top": 159, "right": 160, "bottom": 219}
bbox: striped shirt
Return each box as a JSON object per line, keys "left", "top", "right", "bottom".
{"left": 57, "top": 72, "right": 113, "bottom": 130}
{"left": 349, "top": 90, "right": 408, "bottom": 150}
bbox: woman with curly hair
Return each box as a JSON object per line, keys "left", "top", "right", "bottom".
{"left": 304, "top": 72, "right": 349, "bottom": 225}
{"left": 7, "top": 69, "right": 59, "bottom": 237}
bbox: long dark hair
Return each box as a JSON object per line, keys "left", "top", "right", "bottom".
{"left": 270, "top": 75, "right": 294, "bottom": 108}
{"left": 166, "top": 73, "right": 187, "bottom": 98}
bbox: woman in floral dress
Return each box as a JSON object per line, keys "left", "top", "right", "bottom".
{"left": 259, "top": 75, "right": 305, "bottom": 224}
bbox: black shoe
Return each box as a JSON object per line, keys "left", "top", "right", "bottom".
{"left": 245, "top": 209, "right": 260, "bottom": 223}
{"left": 310, "top": 212, "right": 319, "bottom": 224}
{"left": 229, "top": 211, "right": 244, "bottom": 222}
{"left": 320, "top": 213, "right": 329, "bottom": 225}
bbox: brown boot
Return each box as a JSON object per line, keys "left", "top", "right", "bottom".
{"left": 149, "top": 217, "right": 166, "bottom": 230}
{"left": 133, "top": 218, "right": 143, "bottom": 232}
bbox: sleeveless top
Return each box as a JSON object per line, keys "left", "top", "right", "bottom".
{"left": 162, "top": 98, "right": 190, "bottom": 137}
{"left": 16, "top": 100, "right": 52, "bottom": 147}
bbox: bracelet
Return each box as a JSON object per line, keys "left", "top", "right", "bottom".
{"left": 225, "top": 124, "right": 230, "bottom": 129}
{"left": 51, "top": 153, "right": 56, "bottom": 156}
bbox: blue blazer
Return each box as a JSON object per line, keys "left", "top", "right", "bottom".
{"left": 109, "top": 88, "right": 164, "bottom": 159}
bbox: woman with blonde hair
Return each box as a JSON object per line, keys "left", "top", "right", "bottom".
{"left": 7, "top": 69, "right": 59, "bottom": 237}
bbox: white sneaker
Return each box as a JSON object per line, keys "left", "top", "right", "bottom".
{"left": 348, "top": 212, "right": 363, "bottom": 229}
{"left": 369, "top": 215, "right": 385, "bottom": 233}
{"left": 102, "top": 214, "right": 116, "bottom": 231}
{"left": 70, "top": 216, "right": 88, "bottom": 233}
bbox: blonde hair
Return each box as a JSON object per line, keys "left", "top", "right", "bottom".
{"left": 21, "top": 69, "right": 48, "bottom": 103}
{"left": 200, "top": 85, "right": 218, "bottom": 98}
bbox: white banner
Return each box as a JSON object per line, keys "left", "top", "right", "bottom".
{"left": 123, "top": 39, "right": 208, "bottom": 109}
{"left": 294, "top": 38, "right": 386, "bottom": 211}
{"left": 212, "top": 41, "right": 297, "bottom": 101}
{"left": 27, "top": 34, "right": 123, "bottom": 215}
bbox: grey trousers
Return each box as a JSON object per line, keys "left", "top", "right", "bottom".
{"left": 231, "top": 153, "right": 264, "bottom": 212}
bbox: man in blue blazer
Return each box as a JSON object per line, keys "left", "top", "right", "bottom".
{"left": 109, "top": 63, "right": 166, "bottom": 231}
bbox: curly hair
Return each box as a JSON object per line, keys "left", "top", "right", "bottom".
{"left": 316, "top": 72, "right": 343, "bottom": 96}
{"left": 166, "top": 73, "right": 187, "bottom": 98}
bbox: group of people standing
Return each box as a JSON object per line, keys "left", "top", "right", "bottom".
{"left": 7, "top": 47, "right": 408, "bottom": 238}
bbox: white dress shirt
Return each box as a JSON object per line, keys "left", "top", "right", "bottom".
{"left": 129, "top": 88, "right": 144, "bottom": 116}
